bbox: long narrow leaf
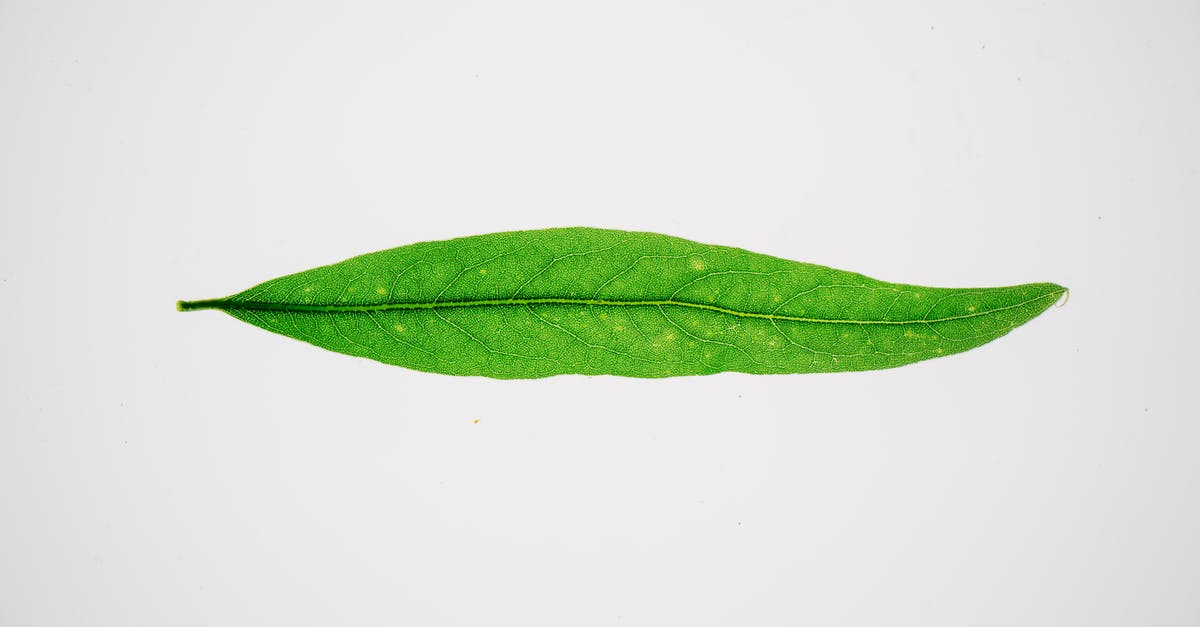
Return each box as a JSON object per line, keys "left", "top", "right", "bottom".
{"left": 179, "top": 227, "right": 1065, "bottom": 378}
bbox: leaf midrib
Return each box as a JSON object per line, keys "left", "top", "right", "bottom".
{"left": 178, "top": 291, "right": 1062, "bottom": 326}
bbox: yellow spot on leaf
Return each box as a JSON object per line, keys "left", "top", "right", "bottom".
{"left": 689, "top": 256, "right": 706, "bottom": 271}
{"left": 478, "top": 268, "right": 487, "bottom": 275}
{"left": 376, "top": 287, "right": 387, "bottom": 295}
{"left": 394, "top": 324, "right": 405, "bottom": 333}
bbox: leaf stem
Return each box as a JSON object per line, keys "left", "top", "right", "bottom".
{"left": 177, "top": 299, "right": 228, "bottom": 312}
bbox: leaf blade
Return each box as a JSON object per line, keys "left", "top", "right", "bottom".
{"left": 179, "top": 228, "right": 1065, "bottom": 378}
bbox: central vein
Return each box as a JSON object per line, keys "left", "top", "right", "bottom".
{"left": 178, "top": 293, "right": 1059, "bottom": 326}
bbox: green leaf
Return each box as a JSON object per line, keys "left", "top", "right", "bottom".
{"left": 178, "top": 227, "right": 1065, "bottom": 378}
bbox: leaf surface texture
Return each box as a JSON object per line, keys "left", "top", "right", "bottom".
{"left": 179, "top": 228, "right": 1065, "bottom": 378}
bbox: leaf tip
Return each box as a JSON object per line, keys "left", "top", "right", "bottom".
{"left": 1054, "top": 286, "right": 1070, "bottom": 307}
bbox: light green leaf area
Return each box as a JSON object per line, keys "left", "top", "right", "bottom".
{"left": 179, "top": 227, "right": 1065, "bottom": 378}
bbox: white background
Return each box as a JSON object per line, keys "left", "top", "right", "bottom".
{"left": 3, "top": 1, "right": 1197, "bottom": 625}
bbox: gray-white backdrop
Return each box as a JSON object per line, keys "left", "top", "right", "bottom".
{"left": 2, "top": 2, "right": 1197, "bottom": 625}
